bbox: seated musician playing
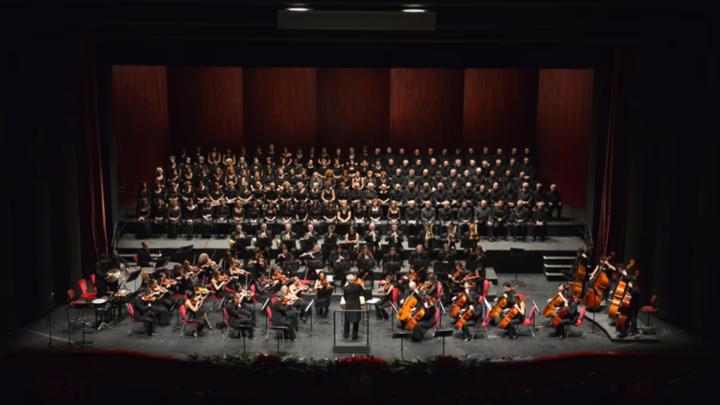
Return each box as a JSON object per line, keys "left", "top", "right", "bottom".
{"left": 398, "top": 280, "right": 423, "bottom": 325}
{"left": 504, "top": 294, "right": 526, "bottom": 340}
{"left": 210, "top": 270, "right": 232, "bottom": 299}
{"left": 270, "top": 291, "right": 297, "bottom": 341}
{"left": 130, "top": 291, "right": 158, "bottom": 336}
{"left": 329, "top": 244, "right": 352, "bottom": 284}
{"left": 457, "top": 281, "right": 481, "bottom": 342}
{"left": 224, "top": 291, "right": 255, "bottom": 339}
{"left": 554, "top": 291, "right": 580, "bottom": 338}
{"left": 410, "top": 296, "right": 438, "bottom": 342}
{"left": 184, "top": 289, "right": 214, "bottom": 332}
{"left": 299, "top": 243, "right": 324, "bottom": 274}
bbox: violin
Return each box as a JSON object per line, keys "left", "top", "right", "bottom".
{"left": 195, "top": 287, "right": 210, "bottom": 296}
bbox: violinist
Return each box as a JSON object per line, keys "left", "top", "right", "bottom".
{"left": 313, "top": 271, "right": 333, "bottom": 317}
{"left": 271, "top": 291, "right": 297, "bottom": 341}
{"left": 422, "top": 274, "right": 441, "bottom": 301}
{"left": 224, "top": 292, "right": 255, "bottom": 339}
{"left": 210, "top": 270, "right": 233, "bottom": 299}
{"left": 147, "top": 279, "right": 175, "bottom": 326}
{"left": 197, "top": 252, "right": 216, "bottom": 280}
{"left": 376, "top": 274, "right": 395, "bottom": 320}
{"left": 184, "top": 289, "right": 213, "bottom": 332}
{"left": 130, "top": 290, "right": 157, "bottom": 336}
{"left": 504, "top": 294, "right": 526, "bottom": 340}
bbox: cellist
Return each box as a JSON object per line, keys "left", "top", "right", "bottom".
{"left": 458, "top": 281, "right": 481, "bottom": 342}
{"left": 504, "top": 294, "right": 526, "bottom": 340}
{"left": 553, "top": 291, "right": 579, "bottom": 338}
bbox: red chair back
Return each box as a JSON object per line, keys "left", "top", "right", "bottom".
{"left": 437, "top": 283, "right": 443, "bottom": 298}
{"left": 482, "top": 280, "right": 490, "bottom": 298}
{"left": 391, "top": 287, "right": 399, "bottom": 306}
{"left": 126, "top": 303, "right": 136, "bottom": 321}
{"left": 250, "top": 284, "right": 258, "bottom": 303}
{"left": 78, "top": 279, "right": 90, "bottom": 294}
{"left": 179, "top": 304, "right": 189, "bottom": 322}
{"left": 222, "top": 308, "right": 230, "bottom": 327}
{"left": 433, "top": 307, "right": 440, "bottom": 328}
{"left": 67, "top": 289, "right": 76, "bottom": 302}
{"left": 576, "top": 307, "right": 587, "bottom": 327}
{"left": 522, "top": 305, "right": 536, "bottom": 326}
{"left": 266, "top": 306, "right": 273, "bottom": 327}
{"left": 89, "top": 274, "right": 96, "bottom": 288}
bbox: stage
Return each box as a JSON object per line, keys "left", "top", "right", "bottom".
{"left": 0, "top": 274, "right": 694, "bottom": 362}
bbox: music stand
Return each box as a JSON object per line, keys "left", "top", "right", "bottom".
{"left": 433, "top": 328, "right": 454, "bottom": 356}
{"left": 304, "top": 298, "right": 316, "bottom": 337}
{"left": 260, "top": 298, "right": 271, "bottom": 337}
{"left": 509, "top": 247, "right": 527, "bottom": 287}
{"left": 388, "top": 302, "right": 399, "bottom": 332}
{"left": 392, "top": 331, "right": 412, "bottom": 360}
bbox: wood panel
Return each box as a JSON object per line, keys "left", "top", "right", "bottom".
{"left": 463, "top": 68, "right": 538, "bottom": 149}
{"left": 389, "top": 68, "right": 464, "bottom": 147}
{"left": 243, "top": 67, "right": 317, "bottom": 148}
{"left": 112, "top": 65, "right": 169, "bottom": 204}
{"left": 167, "top": 67, "right": 243, "bottom": 149}
{"left": 317, "top": 68, "right": 389, "bottom": 147}
{"left": 536, "top": 69, "right": 594, "bottom": 207}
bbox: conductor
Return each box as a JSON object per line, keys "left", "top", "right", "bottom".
{"left": 343, "top": 274, "right": 363, "bottom": 340}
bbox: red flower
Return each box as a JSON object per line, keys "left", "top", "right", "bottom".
{"left": 254, "top": 353, "right": 281, "bottom": 366}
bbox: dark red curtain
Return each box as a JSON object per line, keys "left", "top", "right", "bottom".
{"left": 79, "top": 43, "right": 108, "bottom": 272}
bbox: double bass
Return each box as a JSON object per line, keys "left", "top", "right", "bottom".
{"left": 582, "top": 251, "right": 616, "bottom": 310}
{"left": 615, "top": 282, "right": 635, "bottom": 333}
{"left": 608, "top": 260, "right": 637, "bottom": 318}
{"left": 569, "top": 247, "right": 590, "bottom": 296}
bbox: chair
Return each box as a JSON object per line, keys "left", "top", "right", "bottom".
{"left": 265, "top": 303, "right": 289, "bottom": 353}
{"left": 178, "top": 305, "right": 202, "bottom": 337}
{"left": 482, "top": 279, "right": 491, "bottom": 299}
{"left": 640, "top": 294, "right": 657, "bottom": 326}
{"left": 77, "top": 279, "right": 97, "bottom": 300}
{"left": 66, "top": 289, "right": 89, "bottom": 339}
{"left": 89, "top": 274, "right": 97, "bottom": 289}
{"left": 520, "top": 304, "right": 538, "bottom": 337}
{"left": 126, "top": 303, "right": 147, "bottom": 336}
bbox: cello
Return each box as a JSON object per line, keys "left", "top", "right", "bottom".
{"left": 449, "top": 293, "right": 468, "bottom": 318}
{"left": 608, "top": 260, "right": 637, "bottom": 318}
{"left": 582, "top": 251, "right": 616, "bottom": 310}
{"left": 396, "top": 293, "right": 418, "bottom": 322}
{"left": 542, "top": 291, "right": 567, "bottom": 318}
{"left": 490, "top": 283, "right": 517, "bottom": 319}
{"left": 498, "top": 295, "right": 529, "bottom": 329}
{"left": 405, "top": 306, "right": 426, "bottom": 330}
{"left": 454, "top": 306, "right": 474, "bottom": 330}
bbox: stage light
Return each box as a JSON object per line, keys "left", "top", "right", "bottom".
{"left": 402, "top": 8, "right": 426, "bottom": 13}
{"left": 286, "top": 7, "right": 310, "bottom": 12}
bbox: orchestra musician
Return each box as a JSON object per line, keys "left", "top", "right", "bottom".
{"left": 223, "top": 291, "right": 256, "bottom": 339}
{"left": 554, "top": 290, "right": 579, "bottom": 338}
{"left": 410, "top": 296, "right": 437, "bottom": 342}
{"left": 313, "top": 271, "right": 333, "bottom": 317}
{"left": 382, "top": 245, "right": 402, "bottom": 277}
{"left": 376, "top": 274, "right": 395, "bottom": 320}
{"left": 299, "top": 243, "right": 324, "bottom": 274}
{"left": 138, "top": 240, "right": 152, "bottom": 267}
{"left": 184, "top": 289, "right": 214, "bottom": 332}
{"left": 130, "top": 290, "right": 158, "bottom": 336}
{"left": 270, "top": 291, "right": 297, "bottom": 341}
{"left": 329, "top": 244, "right": 352, "bottom": 284}
{"left": 456, "top": 281, "right": 481, "bottom": 342}
{"left": 504, "top": 294, "right": 526, "bottom": 340}
{"left": 355, "top": 245, "right": 376, "bottom": 284}
{"left": 409, "top": 244, "right": 430, "bottom": 278}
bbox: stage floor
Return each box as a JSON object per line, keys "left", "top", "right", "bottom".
{"left": 0, "top": 274, "right": 695, "bottom": 362}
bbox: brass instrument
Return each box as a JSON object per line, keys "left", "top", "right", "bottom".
{"left": 447, "top": 225, "right": 457, "bottom": 244}
{"left": 424, "top": 224, "right": 434, "bottom": 246}
{"left": 469, "top": 222, "right": 480, "bottom": 240}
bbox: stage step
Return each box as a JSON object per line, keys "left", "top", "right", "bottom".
{"left": 544, "top": 271, "right": 567, "bottom": 281}
{"left": 542, "top": 254, "right": 574, "bottom": 282}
